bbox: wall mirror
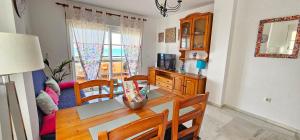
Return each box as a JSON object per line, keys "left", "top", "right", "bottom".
{"left": 255, "top": 15, "right": 300, "bottom": 58}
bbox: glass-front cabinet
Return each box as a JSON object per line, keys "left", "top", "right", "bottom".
{"left": 192, "top": 17, "right": 207, "bottom": 50}
{"left": 179, "top": 13, "right": 212, "bottom": 52}
{"left": 180, "top": 19, "right": 192, "bottom": 50}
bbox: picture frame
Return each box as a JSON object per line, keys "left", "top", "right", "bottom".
{"left": 165, "top": 27, "right": 176, "bottom": 43}
{"left": 158, "top": 32, "right": 164, "bottom": 43}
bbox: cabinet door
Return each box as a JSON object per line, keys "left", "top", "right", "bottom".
{"left": 198, "top": 78, "right": 207, "bottom": 94}
{"left": 180, "top": 19, "right": 192, "bottom": 50}
{"left": 173, "top": 76, "right": 184, "bottom": 94}
{"left": 148, "top": 68, "right": 156, "bottom": 85}
{"left": 192, "top": 16, "right": 208, "bottom": 51}
{"left": 184, "top": 77, "right": 198, "bottom": 96}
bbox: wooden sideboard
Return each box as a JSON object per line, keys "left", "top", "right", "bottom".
{"left": 148, "top": 67, "right": 206, "bottom": 96}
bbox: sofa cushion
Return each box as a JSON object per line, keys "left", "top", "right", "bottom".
{"left": 45, "top": 87, "right": 59, "bottom": 105}
{"left": 36, "top": 90, "right": 58, "bottom": 115}
{"left": 58, "top": 81, "right": 75, "bottom": 90}
{"left": 58, "top": 88, "right": 85, "bottom": 109}
{"left": 40, "top": 111, "right": 56, "bottom": 136}
{"left": 45, "top": 78, "right": 61, "bottom": 96}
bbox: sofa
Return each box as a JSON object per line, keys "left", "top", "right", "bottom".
{"left": 32, "top": 70, "right": 84, "bottom": 140}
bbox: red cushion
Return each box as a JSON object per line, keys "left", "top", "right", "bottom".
{"left": 58, "top": 81, "right": 75, "bottom": 90}
{"left": 40, "top": 111, "right": 56, "bottom": 136}
{"left": 45, "top": 87, "right": 59, "bottom": 105}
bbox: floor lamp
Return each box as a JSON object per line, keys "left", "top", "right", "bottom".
{"left": 0, "top": 32, "right": 44, "bottom": 140}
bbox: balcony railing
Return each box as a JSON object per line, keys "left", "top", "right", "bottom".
{"left": 74, "top": 58, "right": 129, "bottom": 83}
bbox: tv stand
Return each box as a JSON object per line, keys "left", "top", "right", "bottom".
{"left": 148, "top": 67, "right": 206, "bottom": 96}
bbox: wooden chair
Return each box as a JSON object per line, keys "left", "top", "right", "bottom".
{"left": 74, "top": 80, "right": 114, "bottom": 106}
{"left": 124, "top": 75, "right": 149, "bottom": 83}
{"left": 171, "top": 93, "right": 209, "bottom": 140}
{"left": 98, "top": 109, "right": 169, "bottom": 140}
{"left": 124, "top": 75, "right": 150, "bottom": 89}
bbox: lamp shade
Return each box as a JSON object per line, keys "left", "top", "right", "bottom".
{"left": 196, "top": 60, "right": 206, "bottom": 70}
{"left": 0, "top": 32, "right": 44, "bottom": 75}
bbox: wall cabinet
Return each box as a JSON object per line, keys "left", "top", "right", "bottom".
{"left": 179, "top": 12, "right": 213, "bottom": 62}
{"left": 149, "top": 67, "right": 206, "bottom": 96}
{"left": 180, "top": 12, "right": 213, "bottom": 52}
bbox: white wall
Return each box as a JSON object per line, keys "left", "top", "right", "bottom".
{"left": 28, "top": 0, "right": 71, "bottom": 80}
{"left": 141, "top": 19, "right": 158, "bottom": 74}
{"left": 224, "top": 0, "right": 300, "bottom": 132}
{"left": 28, "top": 0, "right": 157, "bottom": 79}
{"left": 155, "top": 4, "right": 214, "bottom": 74}
{"left": 205, "top": 0, "right": 237, "bottom": 106}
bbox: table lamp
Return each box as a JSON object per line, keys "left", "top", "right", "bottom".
{"left": 0, "top": 32, "right": 44, "bottom": 140}
{"left": 196, "top": 60, "right": 206, "bottom": 76}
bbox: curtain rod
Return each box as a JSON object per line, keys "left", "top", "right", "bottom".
{"left": 56, "top": 2, "right": 147, "bottom": 21}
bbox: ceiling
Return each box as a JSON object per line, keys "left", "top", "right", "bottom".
{"left": 71, "top": 0, "right": 214, "bottom": 17}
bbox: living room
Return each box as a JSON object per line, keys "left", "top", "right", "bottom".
{"left": 0, "top": 0, "right": 300, "bottom": 140}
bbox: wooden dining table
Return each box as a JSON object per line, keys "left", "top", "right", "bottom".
{"left": 56, "top": 88, "right": 190, "bottom": 140}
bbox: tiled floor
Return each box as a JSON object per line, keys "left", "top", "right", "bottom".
{"left": 183, "top": 105, "right": 300, "bottom": 140}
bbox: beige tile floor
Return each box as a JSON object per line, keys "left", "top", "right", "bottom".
{"left": 183, "top": 105, "right": 300, "bottom": 140}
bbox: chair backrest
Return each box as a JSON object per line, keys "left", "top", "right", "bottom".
{"left": 124, "top": 75, "right": 149, "bottom": 85}
{"left": 98, "top": 110, "right": 169, "bottom": 140}
{"left": 74, "top": 80, "right": 114, "bottom": 106}
{"left": 172, "top": 93, "right": 209, "bottom": 140}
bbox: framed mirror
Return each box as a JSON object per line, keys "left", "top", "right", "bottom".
{"left": 255, "top": 15, "right": 300, "bottom": 58}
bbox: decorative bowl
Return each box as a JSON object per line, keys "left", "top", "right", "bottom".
{"left": 122, "top": 95, "right": 148, "bottom": 110}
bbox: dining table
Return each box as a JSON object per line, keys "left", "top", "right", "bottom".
{"left": 56, "top": 88, "right": 191, "bottom": 140}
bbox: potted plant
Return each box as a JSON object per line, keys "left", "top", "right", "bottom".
{"left": 44, "top": 58, "right": 72, "bottom": 82}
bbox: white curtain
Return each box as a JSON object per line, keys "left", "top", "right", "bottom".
{"left": 121, "top": 18, "right": 144, "bottom": 76}
{"left": 66, "top": 6, "right": 107, "bottom": 80}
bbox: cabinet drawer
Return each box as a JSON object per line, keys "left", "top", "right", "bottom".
{"left": 156, "top": 76, "right": 172, "bottom": 84}
{"left": 156, "top": 81, "right": 173, "bottom": 90}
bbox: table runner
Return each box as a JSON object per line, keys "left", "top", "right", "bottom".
{"left": 150, "top": 101, "right": 195, "bottom": 121}
{"left": 147, "top": 91, "right": 163, "bottom": 100}
{"left": 77, "top": 99, "right": 125, "bottom": 120}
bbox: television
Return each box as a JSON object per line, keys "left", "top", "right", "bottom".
{"left": 157, "top": 53, "right": 176, "bottom": 71}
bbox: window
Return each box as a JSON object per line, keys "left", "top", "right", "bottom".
{"left": 72, "top": 26, "right": 129, "bottom": 82}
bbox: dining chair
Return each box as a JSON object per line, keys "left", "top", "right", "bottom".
{"left": 169, "top": 93, "right": 209, "bottom": 140}
{"left": 124, "top": 75, "right": 150, "bottom": 89}
{"left": 74, "top": 80, "right": 114, "bottom": 106}
{"left": 98, "top": 109, "right": 169, "bottom": 140}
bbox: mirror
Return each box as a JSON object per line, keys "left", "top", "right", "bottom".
{"left": 255, "top": 15, "right": 300, "bottom": 58}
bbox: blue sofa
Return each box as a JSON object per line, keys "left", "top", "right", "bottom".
{"left": 32, "top": 70, "right": 84, "bottom": 140}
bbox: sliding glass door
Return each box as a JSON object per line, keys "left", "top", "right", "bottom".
{"left": 72, "top": 26, "right": 129, "bottom": 82}
{"left": 102, "top": 27, "right": 129, "bottom": 80}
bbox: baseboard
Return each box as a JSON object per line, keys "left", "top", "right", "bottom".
{"left": 223, "top": 104, "right": 300, "bottom": 134}
{"left": 207, "top": 101, "right": 224, "bottom": 108}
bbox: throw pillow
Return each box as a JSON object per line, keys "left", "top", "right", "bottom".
{"left": 40, "top": 111, "right": 56, "bottom": 136}
{"left": 36, "top": 91, "right": 58, "bottom": 115}
{"left": 58, "top": 81, "right": 75, "bottom": 90}
{"left": 45, "top": 78, "right": 61, "bottom": 96}
{"left": 45, "top": 87, "right": 59, "bottom": 105}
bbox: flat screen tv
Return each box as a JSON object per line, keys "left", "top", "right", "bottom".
{"left": 157, "top": 53, "right": 176, "bottom": 71}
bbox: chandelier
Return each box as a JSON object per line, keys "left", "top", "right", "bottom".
{"left": 155, "top": 0, "right": 182, "bottom": 17}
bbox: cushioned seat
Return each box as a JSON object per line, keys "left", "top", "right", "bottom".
{"left": 58, "top": 88, "right": 81, "bottom": 109}
{"left": 32, "top": 70, "right": 85, "bottom": 140}
{"left": 164, "top": 124, "right": 200, "bottom": 140}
